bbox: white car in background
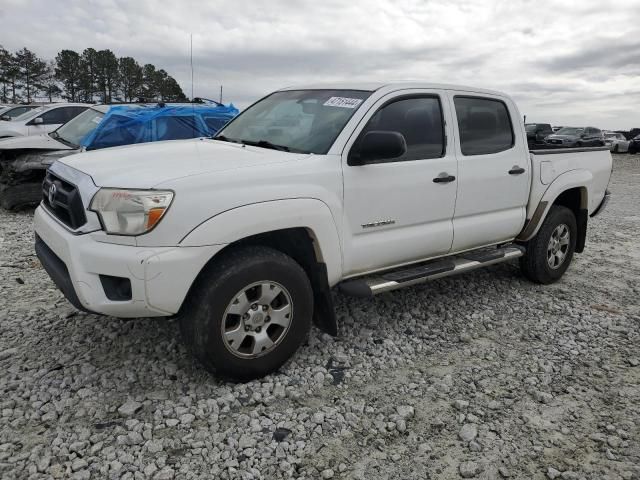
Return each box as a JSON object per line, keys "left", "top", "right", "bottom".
{"left": 0, "top": 104, "right": 40, "bottom": 121}
{"left": 0, "top": 103, "right": 90, "bottom": 139}
{"left": 603, "top": 131, "right": 629, "bottom": 153}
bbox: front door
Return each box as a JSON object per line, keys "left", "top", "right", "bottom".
{"left": 448, "top": 93, "right": 530, "bottom": 251}
{"left": 342, "top": 90, "right": 458, "bottom": 276}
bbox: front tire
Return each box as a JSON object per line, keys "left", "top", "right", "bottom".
{"left": 520, "top": 206, "right": 577, "bottom": 284}
{"left": 179, "top": 246, "right": 313, "bottom": 381}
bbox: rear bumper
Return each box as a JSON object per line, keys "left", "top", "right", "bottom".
{"left": 33, "top": 206, "right": 224, "bottom": 317}
{"left": 590, "top": 190, "right": 610, "bottom": 218}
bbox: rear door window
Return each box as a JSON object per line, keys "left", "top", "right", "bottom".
{"left": 154, "top": 115, "right": 200, "bottom": 140}
{"left": 39, "top": 108, "right": 69, "bottom": 125}
{"left": 61, "top": 106, "right": 88, "bottom": 122}
{"left": 453, "top": 96, "right": 514, "bottom": 156}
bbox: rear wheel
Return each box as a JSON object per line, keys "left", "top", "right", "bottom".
{"left": 179, "top": 246, "right": 313, "bottom": 381}
{"left": 613, "top": 144, "right": 619, "bottom": 153}
{"left": 575, "top": 142, "right": 582, "bottom": 148}
{"left": 520, "top": 206, "right": 577, "bottom": 284}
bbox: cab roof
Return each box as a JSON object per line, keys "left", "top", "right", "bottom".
{"left": 278, "top": 82, "right": 508, "bottom": 97}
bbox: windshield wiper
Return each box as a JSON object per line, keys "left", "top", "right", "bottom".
{"left": 240, "top": 139, "right": 290, "bottom": 152}
{"left": 212, "top": 134, "right": 240, "bottom": 143}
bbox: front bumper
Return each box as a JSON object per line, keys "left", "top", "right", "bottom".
{"left": 34, "top": 206, "right": 224, "bottom": 317}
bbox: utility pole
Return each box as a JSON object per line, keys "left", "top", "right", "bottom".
{"left": 219, "top": 85, "right": 223, "bottom": 104}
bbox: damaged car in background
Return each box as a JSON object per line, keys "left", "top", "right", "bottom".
{"left": 0, "top": 101, "right": 238, "bottom": 210}
{"left": 0, "top": 103, "right": 90, "bottom": 139}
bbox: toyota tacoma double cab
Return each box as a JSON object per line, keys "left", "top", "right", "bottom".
{"left": 34, "top": 83, "right": 612, "bottom": 380}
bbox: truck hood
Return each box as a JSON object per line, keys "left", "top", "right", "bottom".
{"left": 59, "top": 138, "right": 306, "bottom": 188}
{"left": 0, "top": 133, "right": 69, "bottom": 151}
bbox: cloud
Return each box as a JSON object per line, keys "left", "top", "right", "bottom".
{"left": 544, "top": 39, "right": 640, "bottom": 72}
{"left": 1, "top": 0, "right": 639, "bottom": 129}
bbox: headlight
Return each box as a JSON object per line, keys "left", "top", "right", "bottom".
{"left": 90, "top": 188, "right": 174, "bottom": 235}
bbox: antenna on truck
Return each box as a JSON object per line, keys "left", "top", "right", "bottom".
{"left": 190, "top": 34, "right": 194, "bottom": 101}
{"left": 190, "top": 33, "right": 196, "bottom": 138}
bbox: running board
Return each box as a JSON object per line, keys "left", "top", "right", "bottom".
{"left": 339, "top": 245, "right": 524, "bottom": 297}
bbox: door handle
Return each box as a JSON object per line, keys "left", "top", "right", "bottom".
{"left": 509, "top": 166, "right": 525, "bottom": 175}
{"left": 433, "top": 173, "right": 456, "bottom": 183}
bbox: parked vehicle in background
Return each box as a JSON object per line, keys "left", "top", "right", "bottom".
{"left": 604, "top": 131, "right": 629, "bottom": 153}
{"left": 525, "top": 123, "right": 553, "bottom": 148}
{"left": 34, "top": 83, "right": 612, "bottom": 380}
{"left": 629, "top": 135, "right": 640, "bottom": 154}
{"left": 0, "top": 104, "right": 40, "bottom": 121}
{"left": 544, "top": 126, "right": 605, "bottom": 147}
{"left": 0, "top": 101, "right": 238, "bottom": 210}
{"left": 0, "top": 104, "right": 89, "bottom": 139}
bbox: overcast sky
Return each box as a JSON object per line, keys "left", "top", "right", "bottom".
{"left": 2, "top": 0, "right": 639, "bottom": 129}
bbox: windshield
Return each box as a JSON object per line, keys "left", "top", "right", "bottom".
{"left": 13, "top": 106, "right": 45, "bottom": 122}
{"left": 525, "top": 124, "right": 538, "bottom": 132}
{"left": 216, "top": 89, "right": 372, "bottom": 154}
{"left": 2, "top": 106, "right": 37, "bottom": 120}
{"left": 54, "top": 107, "right": 105, "bottom": 147}
{"left": 555, "top": 127, "right": 583, "bottom": 136}
{"left": 604, "top": 133, "right": 617, "bottom": 139}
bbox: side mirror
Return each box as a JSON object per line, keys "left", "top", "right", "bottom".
{"left": 33, "top": 117, "right": 44, "bottom": 125}
{"left": 580, "top": 133, "right": 586, "bottom": 139}
{"left": 349, "top": 131, "right": 407, "bottom": 165}
{"left": 0, "top": 115, "right": 10, "bottom": 121}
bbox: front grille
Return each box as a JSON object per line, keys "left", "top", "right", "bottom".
{"left": 42, "top": 172, "right": 87, "bottom": 230}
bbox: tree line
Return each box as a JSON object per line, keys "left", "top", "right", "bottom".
{"left": 0, "top": 46, "right": 187, "bottom": 104}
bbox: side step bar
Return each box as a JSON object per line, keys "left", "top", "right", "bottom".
{"left": 339, "top": 245, "right": 524, "bottom": 297}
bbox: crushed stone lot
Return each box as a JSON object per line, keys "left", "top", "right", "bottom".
{"left": 1, "top": 154, "right": 639, "bottom": 480}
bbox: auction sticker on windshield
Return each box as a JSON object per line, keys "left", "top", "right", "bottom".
{"left": 323, "top": 97, "right": 363, "bottom": 108}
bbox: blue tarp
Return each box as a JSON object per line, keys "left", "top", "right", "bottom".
{"left": 81, "top": 103, "right": 238, "bottom": 150}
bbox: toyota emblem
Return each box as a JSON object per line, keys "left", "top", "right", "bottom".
{"left": 48, "top": 183, "right": 57, "bottom": 206}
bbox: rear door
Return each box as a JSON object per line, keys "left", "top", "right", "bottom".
{"left": 342, "top": 89, "right": 458, "bottom": 275}
{"left": 448, "top": 92, "right": 529, "bottom": 251}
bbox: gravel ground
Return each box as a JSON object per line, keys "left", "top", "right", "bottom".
{"left": 0, "top": 154, "right": 638, "bottom": 480}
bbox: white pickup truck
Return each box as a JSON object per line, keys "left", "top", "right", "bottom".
{"left": 34, "top": 83, "right": 612, "bottom": 380}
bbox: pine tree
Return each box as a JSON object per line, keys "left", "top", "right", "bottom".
{"left": 0, "top": 46, "right": 12, "bottom": 103}
{"left": 54, "top": 50, "right": 82, "bottom": 102}
{"left": 95, "top": 49, "right": 119, "bottom": 103}
{"left": 118, "top": 57, "right": 143, "bottom": 102}
{"left": 14, "top": 47, "right": 48, "bottom": 103}
{"left": 42, "top": 61, "right": 62, "bottom": 102}
{"left": 79, "top": 48, "right": 99, "bottom": 102}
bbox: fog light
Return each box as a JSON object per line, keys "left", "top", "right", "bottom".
{"left": 99, "top": 275, "right": 132, "bottom": 301}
